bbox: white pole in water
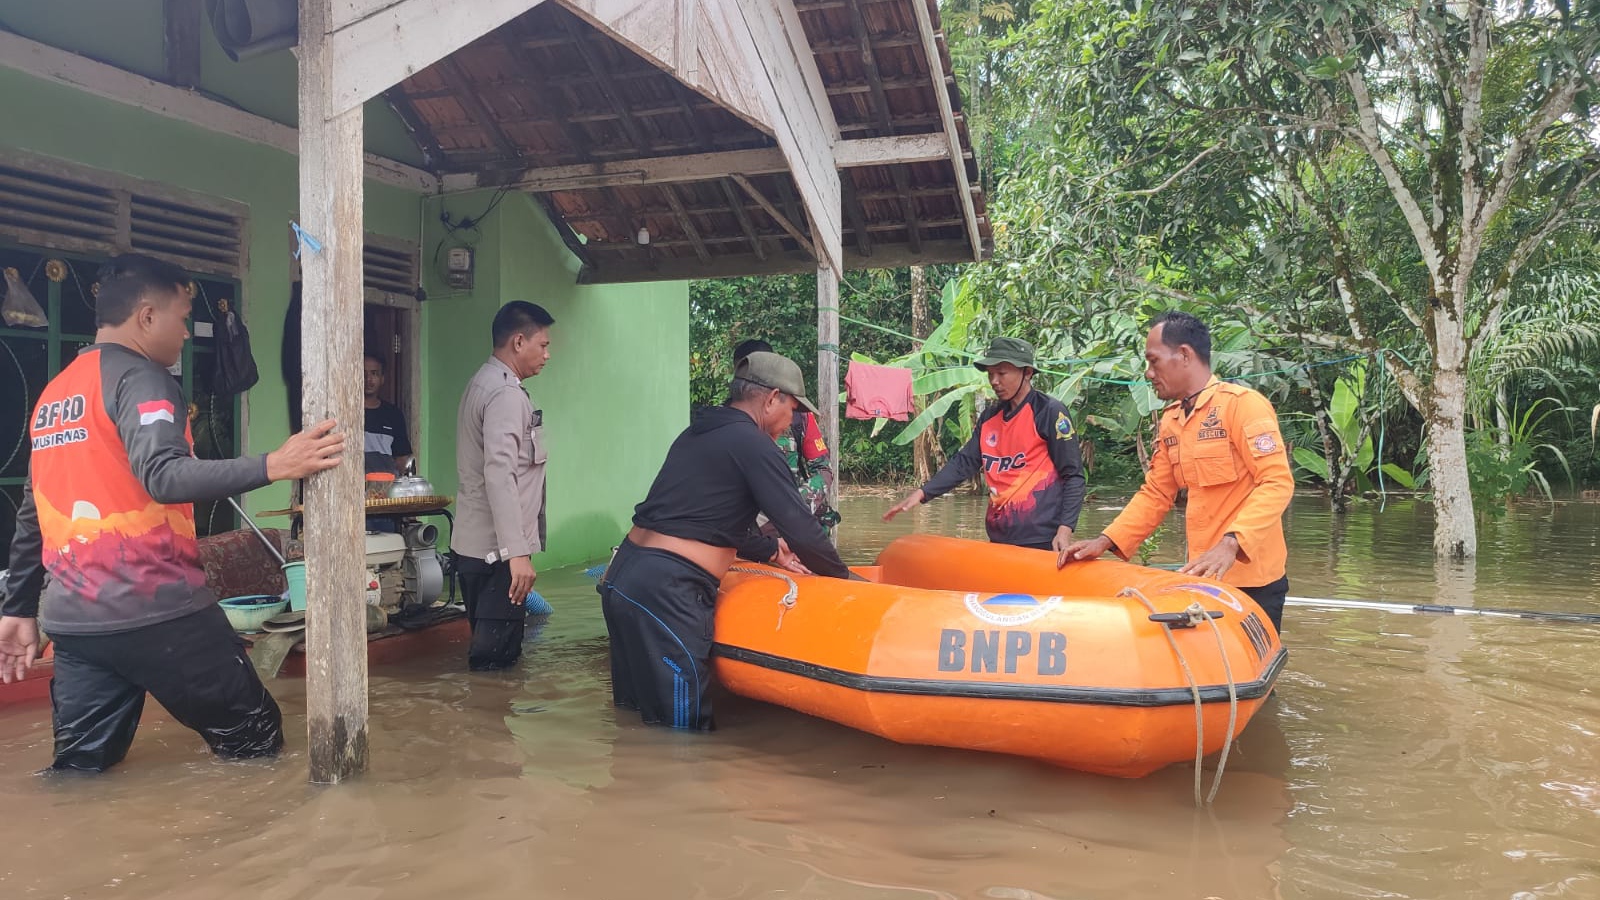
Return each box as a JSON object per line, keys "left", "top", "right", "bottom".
{"left": 1284, "top": 595, "right": 1600, "bottom": 625}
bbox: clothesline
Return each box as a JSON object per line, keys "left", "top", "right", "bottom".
{"left": 836, "top": 312, "right": 1374, "bottom": 385}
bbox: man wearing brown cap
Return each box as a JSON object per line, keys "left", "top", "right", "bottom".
{"left": 884, "top": 336, "right": 1086, "bottom": 565}
{"left": 600, "top": 351, "right": 851, "bottom": 730}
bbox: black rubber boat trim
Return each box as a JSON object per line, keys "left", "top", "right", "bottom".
{"left": 712, "top": 644, "right": 1290, "bottom": 708}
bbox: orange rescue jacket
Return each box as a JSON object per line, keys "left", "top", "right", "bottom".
{"left": 1101, "top": 378, "right": 1292, "bottom": 588}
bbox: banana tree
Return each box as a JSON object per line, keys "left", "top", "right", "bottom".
{"left": 1291, "top": 361, "right": 1418, "bottom": 508}
{"left": 849, "top": 277, "right": 988, "bottom": 450}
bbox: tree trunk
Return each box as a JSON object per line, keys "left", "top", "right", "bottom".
{"left": 1302, "top": 368, "right": 1345, "bottom": 510}
{"left": 909, "top": 265, "right": 944, "bottom": 483}
{"left": 1425, "top": 365, "right": 1477, "bottom": 560}
{"left": 1494, "top": 383, "right": 1510, "bottom": 448}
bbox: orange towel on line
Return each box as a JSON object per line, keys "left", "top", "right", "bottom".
{"left": 845, "top": 362, "right": 915, "bottom": 421}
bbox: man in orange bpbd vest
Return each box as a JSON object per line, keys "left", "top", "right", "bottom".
{"left": 1063, "top": 311, "right": 1294, "bottom": 631}
{"left": 0, "top": 253, "right": 345, "bottom": 773}
{"left": 884, "top": 336, "right": 1086, "bottom": 566}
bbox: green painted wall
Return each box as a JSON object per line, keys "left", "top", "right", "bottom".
{"left": 420, "top": 192, "right": 690, "bottom": 569}
{"left": 0, "top": 0, "right": 424, "bottom": 164}
{"left": 0, "top": 65, "right": 421, "bottom": 519}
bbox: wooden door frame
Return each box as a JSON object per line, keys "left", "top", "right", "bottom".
{"left": 362, "top": 287, "right": 421, "bottom": 454}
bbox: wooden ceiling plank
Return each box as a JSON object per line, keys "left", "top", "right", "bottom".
{"left": 844, "top": 0, "right": 920, "bottom": 253}
{"left": 497, "top": 20, "right": 648, "bottom": 263}
{"left": 435, "top": 58, "right": 522, "bottom": 161}
{"left": 558, "top": 12, "right": 714, "bottom": 263}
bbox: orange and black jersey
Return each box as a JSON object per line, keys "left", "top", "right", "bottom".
{"left": 2, "top": 344, "right": 270, "bottom": 634}
{"left": 919, "top": 389, "right": 1085, "bottom": 547}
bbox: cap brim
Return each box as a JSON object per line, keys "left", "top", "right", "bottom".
{"left": 974, "top": 356, "right": 1032, "bottom": 371}
{"left": 794, "top": 394, "right": 820, "bottom": 416}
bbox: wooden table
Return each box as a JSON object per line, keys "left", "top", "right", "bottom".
{"left": 258, "top": 494, "right": 455, "bottom": 520}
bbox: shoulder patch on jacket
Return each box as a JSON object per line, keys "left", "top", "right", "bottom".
{"left": 1243, "top": 417, "right": 1283, "bottom": 456}
{"left": 1054, "top": 410, "right": 1076, "bottom": 440}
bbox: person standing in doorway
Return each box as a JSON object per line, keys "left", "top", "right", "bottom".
{"left": 0, "top": 253, "right": 345, "bottom": 772}
{"left": 883, "top": 336, "right": 1086, "bottom": 566}
{"left": 362, "top": 351, "right": 413, "bottom": 474}
{"left": 453, "top": 301, "right": 553, "bottom": 670}
{"left": 1061, "top": 311, "right": 1294, "bottom": 631}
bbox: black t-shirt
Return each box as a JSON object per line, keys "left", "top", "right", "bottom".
{"left": 363, "top": 401, "right": 412, "bottom": 465}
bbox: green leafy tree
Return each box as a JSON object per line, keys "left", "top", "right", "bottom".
{"left": 987, "top": 0, "right": 1600, "bottom": 558}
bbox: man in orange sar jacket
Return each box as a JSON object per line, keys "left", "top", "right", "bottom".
{"left": 1062, "top": 311, "right": 1294, "bottom": 631}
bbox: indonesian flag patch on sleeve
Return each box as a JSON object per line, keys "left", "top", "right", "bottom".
{"left": 138, "top": 399, "right": 176, "bottom": 426}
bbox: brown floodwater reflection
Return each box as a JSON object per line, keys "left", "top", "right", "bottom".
{"left": 2, "top": 492, "right": 1597, "bottom": 899}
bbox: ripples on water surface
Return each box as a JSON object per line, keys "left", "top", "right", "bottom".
{"left": 1, "top": 493, "right": 1596, "bottom": 899}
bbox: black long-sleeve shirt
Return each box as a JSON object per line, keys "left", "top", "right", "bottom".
{"left": 920, "top": 388, "right": 1085, "bottom": 546}
{"left": 632, "top": 406, "right": 849, "bottom": 578}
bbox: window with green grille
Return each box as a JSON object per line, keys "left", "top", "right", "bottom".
{"left": 0, "top": 245, "right": 244, "bottom": 548}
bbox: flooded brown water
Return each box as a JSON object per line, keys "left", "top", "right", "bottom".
{"left": 2, "top": 492, "right": 1598, "bottom": 899}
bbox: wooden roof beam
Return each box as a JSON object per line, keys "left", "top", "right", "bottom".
{"left": 327, "top": 0, "right": 551, "bottom": 116}
{"left": 719, "top": 178, "right": 771, "bottom": 261}
{"left": 442, "top": 136, "right": 950, "bottom": 192}
{"left": 809, "top": 34, "right": 922, "bottom": 54}
{"left": 382, "top": 87, "right": 447, "bottom": 170}
{"left": 579, "top": 239, "right": 982, "bottom": 283}
{"left": 793, "top": 0, "right": 899, "bottom": 9}
{"left": 731, "top": 174, "right": 816, "bottom": 261}
{"left": 640, "top": 216, "right": 967, "bottom": 249}
{"left": 532, "top": 192, "right": 598, "bottom": 279}
{"left": 826, "top": 74, "right": 956, "bottom": 95}
{"left": 423, "top": 103, "right": 721, "bottom": 133}
{"left": 841, "top": 177, "right": 872, "bottom": 257}
{"left": 909, "top": 0, "right": 983, "bottom": 261}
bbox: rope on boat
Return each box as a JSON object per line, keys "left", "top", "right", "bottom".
{"left": 726, "top": 566, "right": 799, "bottom": 629}
{"left": 1198, "top": 605, "right": 1238, "bottom": 807}
{"left": 1120, "top": 586, "right": 1239, "bottom": 808}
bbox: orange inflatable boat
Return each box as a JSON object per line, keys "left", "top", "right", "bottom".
{"left": 713, "top": 534, "right": 1286, "bottom": 777}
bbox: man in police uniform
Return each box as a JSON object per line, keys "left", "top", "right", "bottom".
{"left": 1062, "top": 311, "right": 1293, "bottom": 631}
{"left": 453, "top": 301, "right": 553, "bottom": 670}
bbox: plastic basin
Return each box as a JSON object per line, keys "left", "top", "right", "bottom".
{"left": 220, "top": 595, "right": 289, "bottom": 633}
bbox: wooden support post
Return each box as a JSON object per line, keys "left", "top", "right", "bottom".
{"left": 298, "top": 0, "right": 369, "bottom": 784}
{"left": 817, "top": 264, "right": 841, "bottom": 516}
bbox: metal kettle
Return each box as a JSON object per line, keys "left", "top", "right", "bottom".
{"left": 387, "top": 458, "right": 435, "bottom": 499}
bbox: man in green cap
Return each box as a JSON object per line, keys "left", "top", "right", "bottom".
{"left": 884, "top": 336, "right": 1086, "bottom": 565}
{"left": 600, "top": 351, "right": 851, "bottom": 731}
